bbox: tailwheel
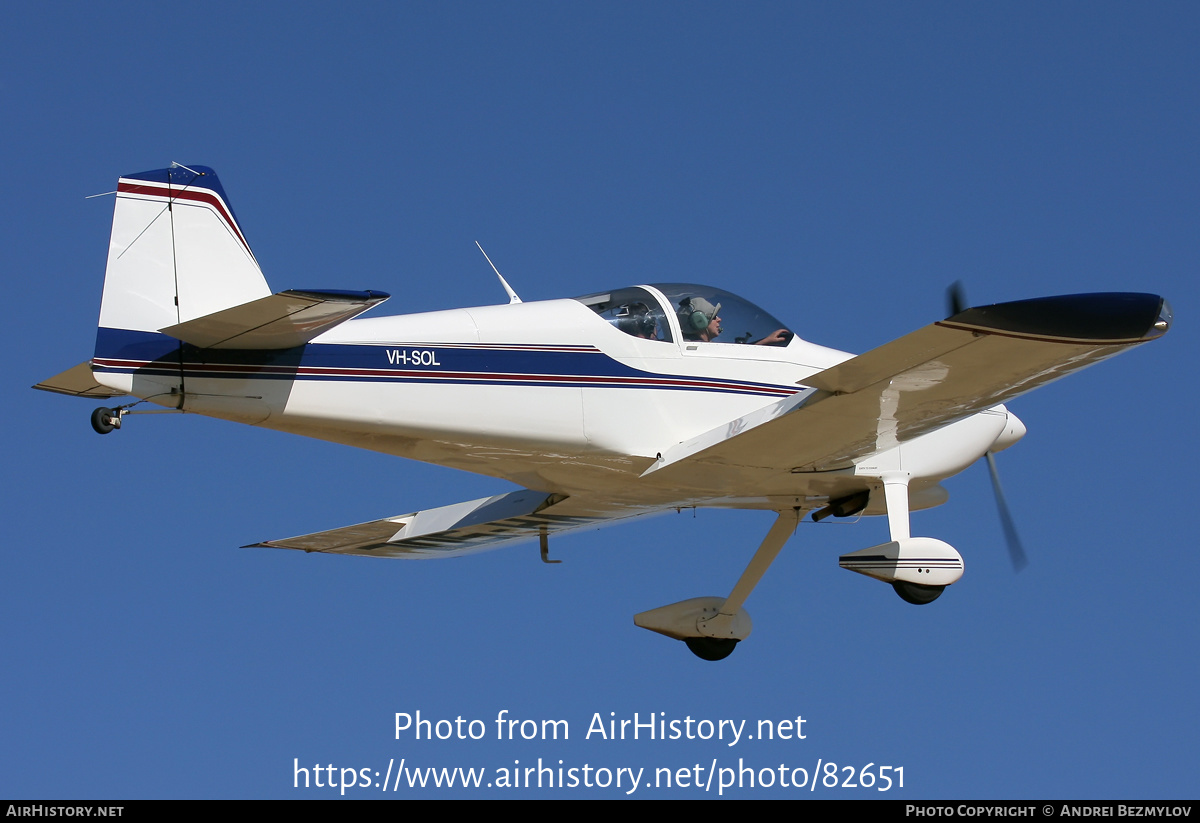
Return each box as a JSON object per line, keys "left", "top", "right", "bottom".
{"left": 685, "top": 637, "right": 738, "bottom": 661}
{"left": 90, "top": 406, "right": 119, "bottom": 435}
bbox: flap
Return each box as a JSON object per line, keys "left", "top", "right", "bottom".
{"left": 159, "top": 289, "right": 389, "bottom": 350}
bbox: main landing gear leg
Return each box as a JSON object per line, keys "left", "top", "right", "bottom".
{"left": 882, "top": 471, "right": 945, "bottom": 605}
{"left": 634, "top": 508, "right": 801, "bottom": 661}
{"left": 839, "top": 472, "right": 964, "bottom": 600}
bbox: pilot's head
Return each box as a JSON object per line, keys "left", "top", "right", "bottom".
{"left": 679, "top": 297, "right": 722, "bottom": 341}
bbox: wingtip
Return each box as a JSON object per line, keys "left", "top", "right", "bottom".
{"left": 944, "top": 292, "right": 1170, "bottom": 343}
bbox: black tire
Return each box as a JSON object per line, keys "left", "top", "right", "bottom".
{"left": 892, "top": 581, "right": 945, "bottom": 605}
{"left": 91, "top": 407, "right": 116, "bottom": 435}
{"left": 685, "top": 636, "right": 738, "bottom": 661}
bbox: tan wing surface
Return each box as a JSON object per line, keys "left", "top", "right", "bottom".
{"left": 648, "top": 292, "right": 1170, "bottom": 478}
{"left": 246, "top": 489, "right": 659, "bottom": 559}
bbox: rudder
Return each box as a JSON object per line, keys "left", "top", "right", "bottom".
{"left": 97, "top": 164, "right": 270, "bottom": 335}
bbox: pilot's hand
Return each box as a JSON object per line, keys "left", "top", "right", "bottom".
{"left": 755, "top": 329, "right": 793, "bottom": 346}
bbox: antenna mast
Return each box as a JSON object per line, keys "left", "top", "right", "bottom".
{"left": 475, "top": 241, "right": 521, "bottom": 304}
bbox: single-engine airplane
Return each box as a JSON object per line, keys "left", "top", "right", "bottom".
{"left": 36, "top": 164, "right": 1172, "bottom": 660}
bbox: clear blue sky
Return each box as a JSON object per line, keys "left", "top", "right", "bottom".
{"left": 3, "top": 1, "right": 1196, "bottom": 798}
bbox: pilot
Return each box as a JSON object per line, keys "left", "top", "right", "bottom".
{"left": 678, "top": 297, "right": 723, "bottom": 341}
{"left": 678, "top": 296, "right": 792, "bottom": 346}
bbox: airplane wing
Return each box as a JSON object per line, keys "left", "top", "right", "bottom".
{"left": 159, "top": 289, "right": 389, "bottom": 350}
{"left": 33, "top": 362, "right": 129, "bottom": 398}
{"left": 246, "top": 489, "right": 659, "bottom": 559}
{"left": 647, "top": 292, "right": 1170, "bottom": 477}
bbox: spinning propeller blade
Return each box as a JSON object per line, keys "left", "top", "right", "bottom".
{"left": 946, "top": 280, "right": 968, "bottom": 317}
{"left": 944, "top": 280, "right": 1028, "bottom": 571}
{"left": 985, "top": 451, "right": 1029, "bottom": 572}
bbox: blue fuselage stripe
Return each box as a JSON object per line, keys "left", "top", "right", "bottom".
{"left": 92, "top": 328, "right": 797, "bottom": 398}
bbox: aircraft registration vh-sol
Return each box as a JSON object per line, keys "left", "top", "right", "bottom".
{"left": 36, "top": 163, "right": 1172, "bottom": 660}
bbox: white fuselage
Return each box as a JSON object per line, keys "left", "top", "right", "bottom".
{"left": 96, "top": 291, "right": 1010, "bottom": 512}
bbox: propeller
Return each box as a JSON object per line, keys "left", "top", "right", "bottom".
{"left": 946, "top": 280, "right": 968, "bottom": 317}
{"left": 985, "top": 451, "right": 1029, "bottom": 572}
{"left": 945, "top": 280, "right": 1029, "bottom": 571}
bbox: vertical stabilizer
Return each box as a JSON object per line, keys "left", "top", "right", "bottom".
{"left": 97, "top": 165, "right": 270, "bottom": 334}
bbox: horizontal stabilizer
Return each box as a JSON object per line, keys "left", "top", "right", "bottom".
{"left": 33, "top": 362, "right": 128, "bottom": 398}
{"left": 246, "top": 489, "right": 650, "bottom": 559}
{"left": 159, "top": 289, "right": 389, "bottom": 350}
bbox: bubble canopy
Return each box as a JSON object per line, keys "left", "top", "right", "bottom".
{"left": 573, "top": 284, "right": 791, "bottom": 346}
